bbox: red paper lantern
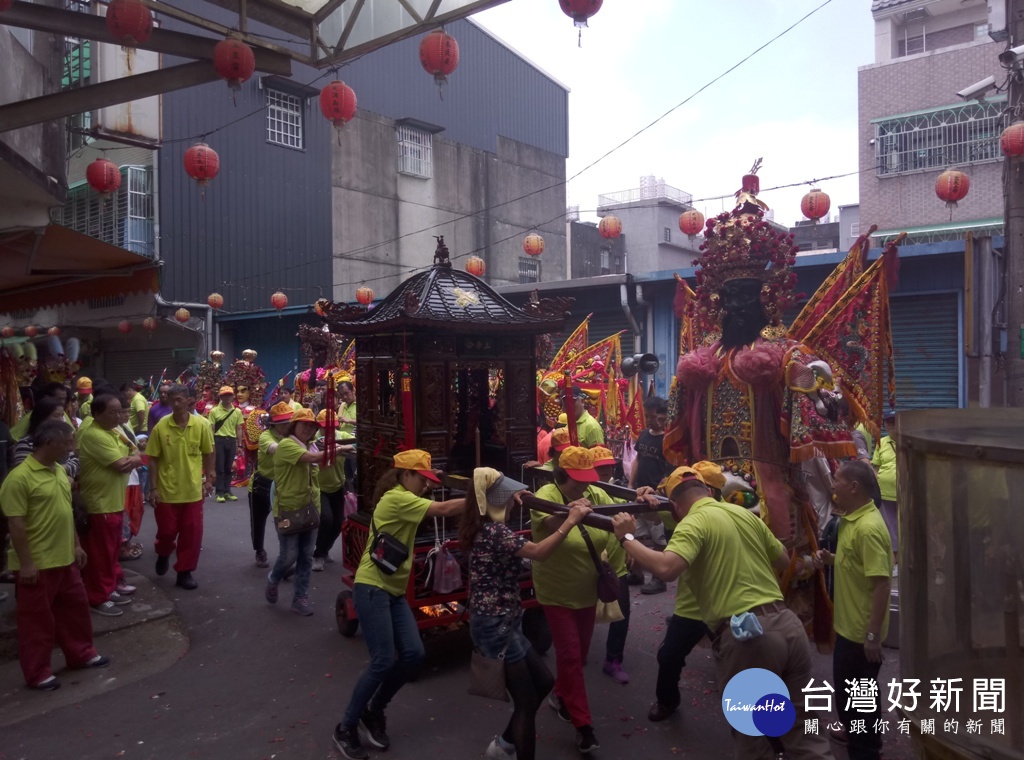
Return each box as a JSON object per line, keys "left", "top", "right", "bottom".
{"left": 24, "top": 325, "right": 38, "bottom": 338}
{"left": 466, "top": 255, "right": 486, "bottom": 277}
{"left": 559, "top": 0, "right": 603, "bottom": 27}
{"left": 143, "top": 316, "right": 158, "bottom": 332}
{"left": 1001, "top": 121, "right": 1024, "bottom": 157}
{"left": 86, "top": 158, "right": 122, "bottom": 197}
{"left": 175, "top": 308, "right": 191, "bottom": 323}
{"left": 936, "top": 169, "right": 970, "bottom": 208}
{"left": 213, "top": 37, "right": 255, "bottom": 91}
{"left": 184, "top": 143, "right": 220, "bottom": 187}
{"left": 118, "top": 320, "right": 133, "bottom": 334}
{"left": 320, "top": 81, "right": 357, "bottom": 132}
{"left": 207, "top": 292, "right": 224, "bottom": 310}
{"left": 598, "top": 215, "right": 622, "bottom": 239}
{"left": 271, "top": 292, "right": 288, "bottom": 311}
{"left": 419, "top": 29, "right": 460, "bottom": 87}
{"left": 47, "top": 326, "right": 60, "bottom": 337}
{"left": 356, "top": 286, "right": 374, "bottom": 305}
{"left": 0, "top": 326, "right": 14, "bottom": 338}
{"left": 679, "top": 209, "right": 705, "bottom": 239}
{"left": 523, "top": 233, "right": 545, "bottom": 256}
{"left": 800, "top": 188, "right": 831, "bottom": 222}
{"left": 105, "top": 0, "right": 153, "bottom": 47}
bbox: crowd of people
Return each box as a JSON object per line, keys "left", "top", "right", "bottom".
{"left": 0, "top": 371, "right": 899, "bottom": 760}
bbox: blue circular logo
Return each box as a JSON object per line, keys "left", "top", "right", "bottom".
{"left": 721, "top": 668, "right": 796, "bottom": 737}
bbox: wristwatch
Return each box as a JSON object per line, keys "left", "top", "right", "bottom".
{"left": 865, "top": 632, "right": 878, "bottom": 642}
{"left": 619, "top": 532, "right": 635, "bottom": 546}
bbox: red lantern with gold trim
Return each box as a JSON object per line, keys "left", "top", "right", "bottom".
{"left": 271, "top": 292, "right": 288, "bottom": 312}
{"left": 24, "top": 325, "right": 38, "bottom": 338}
{"left": 175, "top": 308, "right": 191, "bottom": 324}
{"left": 465, "top": 255, "right": 485, "bottom": 277}
{"left": 184, "top": 143, "right": 219, "bottom": 188}
{"left": 523, "top": 233, "right": 545, "bottom": 257}
{"left": 559, "top": 0, "right": 603, "bottom": 28}
{"left": 213, "top": 37, "right": 255, "bottom": 91}
{"left": 1, "top": 326, "right": 14, "bottom": 338}
{"left": 86, "top": 158, "right": 122, "bottom": 197}
{"left": 207, "top": 292, "right": 224, "bottom": 310}
{"left": 105, "top": 0, "right": 153, "bottom": 47}
{"left": 356, "top": 286, "right": 374, "bottom": 305}
{"left": 143, "top": 316, "right": 158, "bottom": 332}
{"left": 118, "top": 320, "right": 133, "bottom": 334}
{"left": 936, "top": 169, "right": 970, "bottom": 209}
{"left": 598, "top": 215, "right": 622, "bottom": 239}
{"left": 679, "top": 209, "right": 704, "bottom": 239}
{"left": 419, "top": 28, "right": 459, "bottom": 88}
{"left": 320, "top": 81, "right": 357, "bottom": 134}
{"left": 800, "top": 188, "right": 831, "bottom": 223}
{"left": 1001, "top": 121, "right": 1024, "bottom": 157}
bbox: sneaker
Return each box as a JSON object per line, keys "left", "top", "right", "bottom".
{"left": 647, "top": 702, "right": 677, "bottom": 722}
{"left": 312, "top": 557, "right": 325, "bottom": 572}
{"left": 602, "top": 658, "right": 630, "bottom": 684}
{"left": 255, "top": 549, "right": 269, "bottom": 568}
{"left": 485, "top": 736, "right": 516, "bottom": 759}
{"left": 225, "top": 493, "right": 238, "bottom": 502}
{"left": 32, "top": 676, "right": 60, "bottom": 691}
{"left": 155, "top": 555, "right": 170, "bottom": 576}
{"left": 291, "top": 595, "right": 315, "bottom": 616}
{"left": 575, "top": 725, "right": 600, "bottom": 754}
{"left": 548, "top": 693, "right": 571, "bottom": 723}
{"left": 215, "top": 495, "right": 226, "bottom": 503}
{"left": 175, "top": 571, "right": 198, "bottom": 590}
{"left": 115, "top": 582, "right": 137, "bottom": 595}
{"left": 333, "top": 725, "right": 368, "bottom": 760}
{"left": 84, "top": 654, "right": 110, "bottom": 668}
{"left": 109, "top": 591, "right": 133, "bottom": 606}
{"left": 324, "top": 555, "right": 337, "bottom": 563}
{"left": 265, "top": 578, "right": 279, "bottom": 604}
{"left": 641, "top": 577, "right": 667, "bottom": 595}
{"left": 359, "top": 708, "right": 390, "bottom": 749}
{"left": 92, "top": 601, "right": 123, "bottom": 617}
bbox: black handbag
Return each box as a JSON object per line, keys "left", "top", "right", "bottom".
{"left": 578, "top": 525, "right": 621, "bottom": 604}
{"left": 369, "top": 515, "right": 409, "bottom": 575}
{"left": 275, "top": 455, "right": 321, "bottom": 535}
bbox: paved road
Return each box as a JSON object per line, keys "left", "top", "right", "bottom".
{"left": 0, "top": 489, "right": 914, "bottom": 759}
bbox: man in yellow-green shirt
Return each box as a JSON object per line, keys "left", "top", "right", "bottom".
{"left": 571, "top": 388, "right": 604, "bottom": 448}
{"left": 123, "top": 381, "right": 149, "bottom": 435}
{"left": 147, "top": 385, "right": 214, "bottom": 591}
{"left": 209, "top": 386, "right": 244, "bottom": 503}
{"left": 0, "top": 419, "right": 109, "bottom": 689}
{"left": 612, "top": 466, "right": 832, "bottom": 759}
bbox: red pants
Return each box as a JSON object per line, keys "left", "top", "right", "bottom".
{"left": 124, "top": 485, "right": 144, "bottom": 537}
{"left": 15, "top": 564, "right": 98, "bottom": 687}
{"left": 80, "top": 512, "right": 124, "bottom": 606}
{"left": 542, "top": 603, "right": 597, "bottom": 728}
{"left": 154, "top": 500, "right": 204, "bottom": 572}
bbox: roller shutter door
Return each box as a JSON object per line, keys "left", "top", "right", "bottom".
{"left": 890, "top": 293, "right": 960, "bottom": 409}
{"left": 101, "top": 349, "right": 191, "bottom": 389}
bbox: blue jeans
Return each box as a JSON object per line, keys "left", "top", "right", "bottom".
{"left": 471, "top": 614, "right": 530, "bottom": 664}
{"left": 268, "top": 528, "right": 315, "bottom": 600}
{"left": 341, "top": 583, "right": 425, "bottom": 729}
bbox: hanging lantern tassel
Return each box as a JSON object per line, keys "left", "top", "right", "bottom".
{"left": 324, "top": 374, "right": 337, "bottom": 467}
{"left": 401, "top": 363, "right": 416, "bottom": 450}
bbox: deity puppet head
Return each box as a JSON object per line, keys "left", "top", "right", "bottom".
{"left": 236, "top": 385, "right": 250, "bottom": 404}
{"left": 690, "top": 172, "right": 801, "bottom": 348}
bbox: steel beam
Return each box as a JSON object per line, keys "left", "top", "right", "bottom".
{"left": 0, "top": 61, "right": 220, "bottom": 133}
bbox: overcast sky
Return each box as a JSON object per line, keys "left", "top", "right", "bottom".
{"left": 474, "top": 0, "right": 874, "bottom": 228}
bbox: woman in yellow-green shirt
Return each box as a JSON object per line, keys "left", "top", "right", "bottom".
{"left": 312, "top": 409, "right": 354, "bottom": 572}
{"left": 333, "top": 450, "right": 464, "bottom": 760}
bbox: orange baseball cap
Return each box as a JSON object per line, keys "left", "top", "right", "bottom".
{"left": 292, "top": 408, "right": 315, "bottom": 423}
{"left": 218, "top": 385, "right": 235, "bottom": 397}
{"left": 663, "top": 466, "right": 706, "bottom": 498}
{"left": 393, "top": 449, "right": 441, "bottom": 484}
{"left": 550, "top": 427, "right": 571, "bottom": 452}
{"left": 691, "top": 460, "right": 726, "bottom": 490}
{"left": 76, "top": 377, "right": 92, "bottom": 392}
{"left": 315, "top": 409, "right": 339, "bottom": 427}
{"left": 268, "top": 401, "right": 294, "bottom": 423}
{"left": 559, "top": 446, "right": 599, "bottom": 483}
{"left": 590, "top": 446, "right": 616, "bottom": 467}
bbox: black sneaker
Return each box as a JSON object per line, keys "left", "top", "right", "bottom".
{"left": 359, "top": 708, "right": 390, "bottom": 749}
{"left": 155, "top": 555, "right": 169, "bottom": 576}
{"left": 333, "top": 724, "right": 368, "bottom": 760}
{"left": 176, "top": 571, "right": 198, "bottom": 590}
{"left": 548, "top": 693, "right": 572, "bottom": 723}
{"left": 576, "top": 725, "right": 600, "bottom": 754}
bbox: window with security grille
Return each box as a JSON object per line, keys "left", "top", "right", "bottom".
{"left": 266, "top": 89, "right": 304, "bottom": 149}
{"left": 519, "top": 257, "right": 540, "bottom": 284}
{"left": 397, "top": 125, "right": 432, "bottom": 178}
{"left": 874, "top": 101, "right": 1005, "bottom": 176}
{"left": 57, "top": 165, "right": 155, "bottom": 257}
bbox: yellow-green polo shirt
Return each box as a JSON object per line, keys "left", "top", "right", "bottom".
{"left": 79, "top": 395, "right": 93, "bottom": 418}
{"left": 834, "top": 501, "right": 893, "bottom": 643}
{"left": 355, "top": 484, "right": 431, "bottom": 596}
{"left": 666, "top": 496, "right": 784, "bottom": 627}
{"left": 316, "top": 431, "right": 346, "bottom": 494}
{"left": 288, "top": 400, "right": 303, "bottom": 412}
{"left": 208, "top": 404, "right": 243, "bottom": 438}
{"left": 591, "top": 486, "right": 628, "bottom": 577}
{"left": 0, "top": 457, "right": 75, "bottom": 571}
{"left": 576, "top": 410, "right": 604, "bottom": 448}
{"left": 77, "top": 424, "right": 130, "bottom": 514}
{"left": 531, "top": 483, "right": 619, "bottom": 609}
{"left": 339, "top": 401, "right": 357, "bottom": 438}
{"left": 272, "top": 437, "right": 320, "bottom": 518}
{"left": 257, "top": 429, "right": 282, "bottom": 480}
{"left": 147, "top": 413, "right": 214, "bottom": 503}
{"left": 130, "top": 392, "right": 149, "bottom": 433}
{"left": 10, "top": 414, "right": 30, "bottom": 442}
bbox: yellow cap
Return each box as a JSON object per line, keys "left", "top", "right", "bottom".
{"left": 268, "top": 402, "right": 294, "bottom": 423}
{"left": 550, "top": 427, "right": 571, "bottom": 451}
{"left": 557, "top": 412, "right": 568, "bottom": 425}
{"left": 393, "top": 449, "right": 441, "bottom": 483}
{"left": 590, "top": 446, "right": 616, "bottom": 467}
{"left": 663, "top": 466, "right": 706, "bottom": 499}
{"left": 218, "top": 385, "right": 235, "bottom": 396}
{"left": 691, "top": 460, "right": 726, "bottom": 489}
{"left": 76, "top": 377, "right": 92, "bottom": 391}
{"left": 559, "top": 446, "right": 598, "bottom": 483}
{"left": 315, "top": 408, "right": 338, "bottom": 427}
{"left": 292, "top": 408, "right": 315, "bottom": 423}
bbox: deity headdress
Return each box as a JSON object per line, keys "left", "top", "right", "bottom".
{"left": 224, "top": 352, "right": 266, "bottom": 396}
{"left": 690, "top": 170, "right": 800, "bottom": 327}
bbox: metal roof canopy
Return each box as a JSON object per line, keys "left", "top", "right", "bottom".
{"left": 0, "top": 0, "right": 509, "bottom": 133}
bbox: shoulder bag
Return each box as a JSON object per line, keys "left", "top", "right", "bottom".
{"left": 468, "top": 618, "right": 511, "bottom": 702}
{"left": 577, "top": 524, "right": 621, "bottom": 603}
{"left": 275, "top": 446, "right": 321, "bottom": 535}
{"left": 368, "top": 512, "right": 410, "bottom": 575}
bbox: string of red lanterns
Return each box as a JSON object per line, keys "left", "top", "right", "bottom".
{"left": 175, "top": 308, "right": 191, "bottom": 323}
{"left": 935, "top": 169, "right": 969, "bottom": 211}
{"left": 1001, "top": 122, "right": 1024, "bottom": 157}
{"left": 0, "top": 327, "right": 14, "bottom": 338}
{"left": 143, "top": 317, "right": 158, "bottom": 332}
{"left": 207, "top": 292, "right": 224, "bottom": 310}
{"left": 320, "top": 81, "right": 358, "bottom": 137}
{"left": 558, "top": 0, "right": 602, "bottom": 44}
{"left": 118, "top": 320, "right": 133, "bottom": 334}
{"left": 24, "top": 325, "right": 38, "bottom": 337}
{"left": 184, "top": 143, "right": 220, "bottom": 189}
{"left": 47, "top": 327, "right": 61, "bottom": 337}
{"left": 271, "top": 292, "right": 288, "bottom": 312}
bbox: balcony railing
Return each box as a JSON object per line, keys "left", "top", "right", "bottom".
{"left": 598, "top": 182, "right": 692, "bottom": 208}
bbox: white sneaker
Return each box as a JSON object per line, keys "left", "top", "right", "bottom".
{"left": 312, "top": 557, "right": 325, "bottom": 572}
{"left": 92, "top": 601, "right": 123, "bottom": 617}
{"left": 109, "top": 591, "right": 133, "bottom": 606}
{"left": 484, "top": 737, "right": 515, "bottom": 759}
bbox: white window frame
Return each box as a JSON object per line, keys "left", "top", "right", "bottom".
{"left": 397, "top": 125, "right": 433, "bottom": 179}
{"left": 266, "top": 89, "right": 304, "bottom": 150}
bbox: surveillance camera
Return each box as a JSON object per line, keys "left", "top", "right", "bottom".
{"left": 957, "top": 75, "right": 997, "bottom": 101}
{"left": 999, "top": 43, "right": 1024, "bottom": 64}
{"left": 868, "top": 138, "right": 877, "bottom": 146}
